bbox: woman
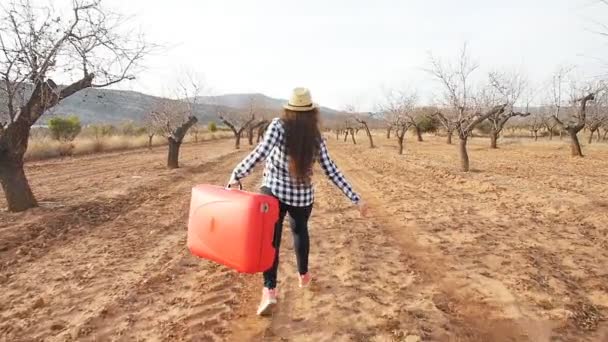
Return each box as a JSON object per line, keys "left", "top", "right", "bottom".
{"left": 228, "top": 87, "right": 368, "bottom": 316}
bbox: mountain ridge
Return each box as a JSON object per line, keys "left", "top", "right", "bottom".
{"left": 1, "top": 86, "right": 344, "bottom": 126}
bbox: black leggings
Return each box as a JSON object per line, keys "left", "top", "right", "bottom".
{"left": 261, "top": 187, "right": 313, "bottom": 289}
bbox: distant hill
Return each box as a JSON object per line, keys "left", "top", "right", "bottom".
{"left": 42, "top": 88, "right": 229, "bottom": 125}
{"left": 0, "top": 85, "right": 345, "bottom": 126}
{"left": 196, "top": 93, "right": 285, "bottom": 110}
{"left": 196, "top": 93, "right": 344, "bottom": 121}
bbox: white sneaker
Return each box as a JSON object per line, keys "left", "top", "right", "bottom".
{"left": 256, "top": 287, "right": 277, "bottom": 316}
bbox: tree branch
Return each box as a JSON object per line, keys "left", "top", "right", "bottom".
{"left": 464, "top": 104, "right": 507, "bottom": 133}
{"left": 219, "top": 115, "right": 238, "bottom": 134}
{"left": 59, "top": 73, "right": 95, "bottom": 100}
{"left": 551, "top": 115, "right": 566, "bottom": 130}
{"left": 171, "top": 115, "right": 198, "bottom": 142}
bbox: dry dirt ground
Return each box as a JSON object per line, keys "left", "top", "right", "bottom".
{"left": 1, "top": 135, "right": 607, "bottom": 341}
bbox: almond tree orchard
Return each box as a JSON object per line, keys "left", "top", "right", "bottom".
{"left": 427, "top": 44, "right": 507, "bottom": 171}
{"left": 0, "top": 0, "right": 149, "bottom": 212}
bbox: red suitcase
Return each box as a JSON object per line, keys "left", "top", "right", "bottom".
{"left": 187, "top": 184, "right": 279, "bottom": 273}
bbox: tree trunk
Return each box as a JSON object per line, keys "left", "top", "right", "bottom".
{"left": 148, "top": 135, "right": 154, "bottom": 150}
{"left": 559, "top": 130, "right": 563, "bottom": 140}
{"left": 588, "top": 130, "right": 595, "bottom": 144}
{"left": 597, "top": 129, "right": 601, "bottom": 142}
{"left": 336, "top": 130, "right": 340, "bottom": 140}
{"left": 344, "top": 130, "right": 348, "bottom": 142}
{"left": 257, "top": 124, "right": 268, "bottom": 143}
{"left": 446, "top": 130, "right": 453, "bottom": 144}
{"left": 534, "top": 130, "right": 538, "bottom": 141}
{"left": 166, "top": 116, "right": 197, "bottom": 167}
{"left": 603, "top": 129, "right": 608, "bottom": 141}
{"left": 415, "top": 125, "right": 423, "bottom": 142}
{"left": 387, "top": 126, "right": 392, "bottom": 139}
{"left": 0, "top": 115, "right": 39, "bottom": 212}
{"left": 364, "top": 126, "right": 374, "bottom": 148}
{"left": 397, "top": 135, "right": 404, "bottom": 155}
{"left": 248, "top": 126, "right": 255, "bottom": 145}
{"left": 490, "top": 130, "right": 498, "bottom": 149}
{"left": 350, "top": 129, "right": 357, "bottom": 145}
{"left": 397, "top": 126, "right": 406, "bottom": 155}
{"left": 167, "top": 138, "right": 182, "bottom": 169}
{"left": 548, "top": 128, "right": 553, "bottom": 140}
{"left": 569, "top": 130, "right": 583, "bottom": 157}
{"left": 458, "top": 137, "right": 470, "bottom": 172}
{"left": 0, "top": 156, "right": 38, "bottom": 212}
{"left": 235, "top": 132, "right": 242, "bottom": 149}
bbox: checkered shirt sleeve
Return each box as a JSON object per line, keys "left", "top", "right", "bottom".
{"left": 231, "top": 118, "right": 281, "bottom": 181}
{"left": 318, "top": 138, "right": 361, "bottom": 205}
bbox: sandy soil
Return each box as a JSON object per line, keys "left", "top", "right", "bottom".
{"left": 1, "top": 134, "right": 607, "bottom": 341}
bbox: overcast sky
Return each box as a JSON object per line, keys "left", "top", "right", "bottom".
{"left": 103, "top": 0, "right": 608, "bottom": 110}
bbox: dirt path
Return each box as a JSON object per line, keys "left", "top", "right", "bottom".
{"left": 2, "top": 135, "right": 607, "bottom": 341}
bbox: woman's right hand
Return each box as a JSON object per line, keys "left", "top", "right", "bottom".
{"left": 357, "top": 200, "right": 369, "bottom": 218}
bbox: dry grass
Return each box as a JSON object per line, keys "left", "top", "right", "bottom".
{"left": 24, "top": 132, "right": 231, "bottom": 161}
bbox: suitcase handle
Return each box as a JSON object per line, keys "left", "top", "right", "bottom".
{"left": 226, "top": 180, "right": 243, "bottom": 190}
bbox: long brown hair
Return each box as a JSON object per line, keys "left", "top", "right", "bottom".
{"left": 281, "top": 108, "right": 321, "bottom": 184}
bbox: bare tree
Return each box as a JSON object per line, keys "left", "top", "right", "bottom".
{"left": 385, "top": 123, "right": 393, "bottom": 139}
{"left": 528, "top": 113, "right": 544, "bottom": 141}
{"left": 254, "top": 118, "right": 271, "bottom": 143}
{"left": 550, "top": 66, "right": 579, "bottom": 141}
{"left": 551, "top": 78, "right": 604, "bottom": 156}
{"left": 326, "top": 118, "right": 343, "bottom": 141}
{"left": 188, "top": 123, "right": 202, "bottom": 143}
{"left": 430, "top": 108, "right": 456, "bottom": 144}
{"left": 143, "top": 114, "right": 158, "bottom": 150}
{"left": 427, "top": 44, "right": 507, "bottom": 171}
{"left": 244, "top": 96, "right": 271, "bottom": 145}
{"left": 586, "top": 91, "right": 607, "bottom": 143}
{"left": 378, "top": 89, "right": 417, "bottom": 155}
{"left": 542, "top": 113, "right": 560, "bottom": 140}
{"left": 355, "top": 116, "right": 374, "bottom": 148}
{"left": 342, "top": 117, "right": 357, "bottom": 145}
{"left": 0, "top": 0, "right": 149, "bottom": 212}
{"left": 586, "top": 117, "right": 605, "bottom": 143}
{"left": 406, "top": 109, "right": 425, "bottom": 142}
{"left": 150, "top": 72, "right": 202, "bottom": 168}
{"left": 486, "top": 69, "right": 531, "bottom": 148}
{"left": 344, "top": 104, "right": 374, "bottom": 148}
{"left": 218, "top": 105, "right": 254, "bottom": 149}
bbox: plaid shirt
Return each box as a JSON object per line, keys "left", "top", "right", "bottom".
{"left": 231, "top": 118, "right": 361, "bottom": 207}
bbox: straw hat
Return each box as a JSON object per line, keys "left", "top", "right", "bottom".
{"left": 283, "top": 87, "right": 318, "bottom": 112}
